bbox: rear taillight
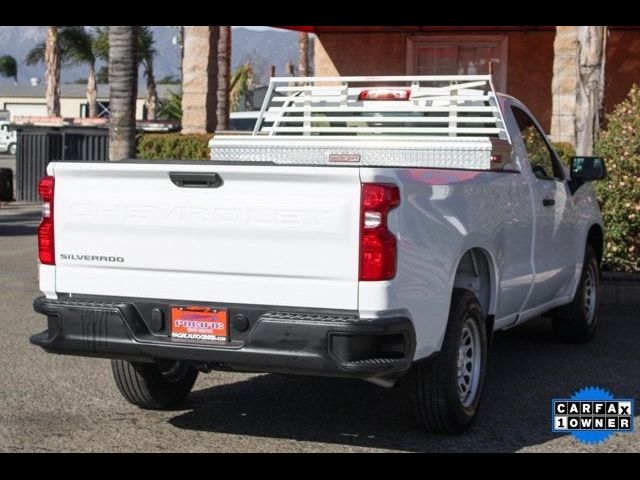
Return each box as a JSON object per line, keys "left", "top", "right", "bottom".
{"left": 359, "top": 183, "right": 400, "bottom": 281}
{"left": 38, "top": 176, "right": 55, "bottom": 265}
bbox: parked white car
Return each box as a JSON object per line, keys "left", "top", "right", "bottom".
{"left": 31, "top": 76, "right": 606, "bottom": 433}
{"left": 0, "top": 121, "right": 17, "bottom": 155}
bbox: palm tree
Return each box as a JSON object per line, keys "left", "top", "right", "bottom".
{"left": 44, "top": 26, "right": 61, "bottom": 116}
{"left": 0, "top": 55, "right": 18, "bottom": 84}
{"left": 63, "top": 27, "right": 98, "bottom": 117}
{"left": 108, "top": 26, "right": 138, "bottom": 161}
{"left": 27, "top": 27, "right": 99, "bottom": 117}
{"left": 160, "top": 89, "right": 182, "bottom": 120}
{"left": 216, "top": 26, "right": 231, "bottom": 130}
{"left": 230, "top": 62, "right": 254, "bottom": 112}
{"left": 298, "top": 32, "right": 309, "bottom": 77}
{"left": 94, "top": 26, "right": 159, "bottom": 120}
{"left": 93, "top": 26, "right": 109, "bottom": 59}
{"left": 139, "top": 26, "right": 158, "bottom": 120}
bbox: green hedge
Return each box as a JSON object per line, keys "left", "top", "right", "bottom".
{"left": 595, "top": 85, "right": 640, "bottom": 272}
{"left": 553, "top": 142, "right": 575, "bottom": 166}
{"left": 136, "top": 133, "right": 212, "bottom": 160}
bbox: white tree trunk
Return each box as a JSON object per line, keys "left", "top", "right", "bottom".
{"left": 216, "top": 26, "right": 231, "bottom": 131}
{"left": 44, "top": 26, "right": 61, "bottom": 117}
{"left": 87, "top": 63, "right": 97, "bottom": 118}
{"left": 575, "top": 26, "right": 607, "bottom": 156}
{"left": 298, "top": 32, "right": 309, "bottom": 77}
{"left": 145, "top": 61, "right": 158, "bottom": 120}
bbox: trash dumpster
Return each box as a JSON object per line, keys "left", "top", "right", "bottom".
{"left": 0, "top": 168, "right": 13, "bottom": 201}
{"left": 14, "top": 121, "right": 109, "bottom": 202}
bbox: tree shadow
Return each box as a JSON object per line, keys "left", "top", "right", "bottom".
{"left": 169, "top": 308, "right": 639, "bottom": 452}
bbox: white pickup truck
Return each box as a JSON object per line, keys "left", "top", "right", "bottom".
{"left": 31, "top": 76, "right": 606, "bottom": 434}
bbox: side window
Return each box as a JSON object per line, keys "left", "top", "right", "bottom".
{"left": 511, "top": 106, "right": 563, "bottom": 181}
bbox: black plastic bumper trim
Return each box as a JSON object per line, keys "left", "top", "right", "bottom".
{"left": 31, "top": 296, "right": 415, "bottom": 382}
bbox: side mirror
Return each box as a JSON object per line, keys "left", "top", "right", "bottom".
{"left": 570, "top": 156, "right": 606, "bottom": 182}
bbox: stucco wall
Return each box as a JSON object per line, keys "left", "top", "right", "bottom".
{"left": 314, "top": 33, "right": 406, "bottom": 77}
{"left": 505, "top": 32, "right": 555, "bottom": 132}
{"left": 604, "top": 29, "right": 640, "bottom": 115}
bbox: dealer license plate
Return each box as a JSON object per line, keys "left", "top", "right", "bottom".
{"left": 170, "top": 306, "right": 228, "bottom": 342}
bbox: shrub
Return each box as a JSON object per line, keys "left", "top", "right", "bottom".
{"left": 158, "top": 90, "right": 182, "bottom": 121}
{"left": 595, "top": 85, "right": 640, "bottom": 272}
{"left": 136, "top": 133, "right": 212, "bottom": 161}
{"left": 553, "top": 142, "right": 575, "bottom": 166}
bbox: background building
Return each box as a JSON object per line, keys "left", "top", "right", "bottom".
{"left": 0, "top": 83, "right": 175, "bottom": 120}
{"left": 279, "top": 26, "right": 640, "bottom": 145}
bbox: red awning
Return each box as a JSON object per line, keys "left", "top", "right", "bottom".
{"left": 276, "top": 26, "right": 317, "bottom": 33}
{"left": 274, "top": 26, "right": 557, "bottom": 33}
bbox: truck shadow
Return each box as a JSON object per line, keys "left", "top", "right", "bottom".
{"left": 169, "top": 307, "right": 640, "bottom": 452}
{"left": 0, "top": 209, "right": 41, "bottom": 236}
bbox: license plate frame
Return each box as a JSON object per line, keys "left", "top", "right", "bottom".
{"left": 170, "top": 306, "right": 228, "bottom": 342}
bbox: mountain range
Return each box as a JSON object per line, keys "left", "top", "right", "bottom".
{"left": 0, "top": 26, "right": 303, "bottom": 86}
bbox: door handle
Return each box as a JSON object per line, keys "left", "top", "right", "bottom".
{"left": 543, "top": 198, "right": 555, "bottom": 207}
{"left": 170, "top": 172, "right": 223, "bottom": 188}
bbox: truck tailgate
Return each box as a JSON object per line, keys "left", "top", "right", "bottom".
{"left": 51, "top": 162, "right": 361, "bottom": 310}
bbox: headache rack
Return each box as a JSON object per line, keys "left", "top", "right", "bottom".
{"left": 253, "top": 75, "right": 507, "bottom": 138}
{"left": 210, "top": 75, "right": 513, "bottom": 170}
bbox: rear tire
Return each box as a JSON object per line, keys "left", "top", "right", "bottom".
{"left": 408, "top": 289, "right": 488, "bottom": 434}
{"left": 551, "top": 246, "right": 600, "bottom": 343}
{"left": 111, "top": 359, "right": 198, "bottom": 409}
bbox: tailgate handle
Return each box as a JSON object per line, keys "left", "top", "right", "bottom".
{"left": 170, "top": 172, "right": 223, "bottom": 188}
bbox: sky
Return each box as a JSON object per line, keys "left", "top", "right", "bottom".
{"left": 0, "top": 26, "right": 300, "bottom": 85}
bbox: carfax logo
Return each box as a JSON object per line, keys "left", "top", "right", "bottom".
{"left": 552, "top": 386, "right": 635, "bottom": 444}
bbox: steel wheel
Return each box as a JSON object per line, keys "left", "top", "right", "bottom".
{"left": 457, "top": 317, "right": 482, "bottom": 407}
{"left": 551, "top": 245, "right": 600, "bottom": 343}
{"left": 409, "top": 289, "right": 488, "bottom": 433}
{"left": 583, "top": 262, "right": 597, "bottom": 325}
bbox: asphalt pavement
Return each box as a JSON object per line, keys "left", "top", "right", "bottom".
{"left": 0, "top": 203, "right": 638, "bottom": 452}
{"left": 0, "top": 153, "right": 15, "bottom": 173}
